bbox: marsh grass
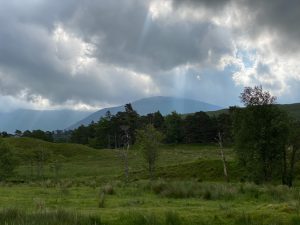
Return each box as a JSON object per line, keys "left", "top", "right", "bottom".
{"left": 118, "top": 211, "right": 161, "bottom": 225}
{"left": 165, "top": 211, "right": 181, "bottom": 225}
{"left": 0, "top": 208, "right": 102, "bottom": 225}
{"left": 149, "top": 180, "right": 300, "bottom": 205}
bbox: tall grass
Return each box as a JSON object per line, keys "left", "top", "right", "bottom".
{"left": 118, "top": 211, "right": 161, "bottom": 225}
{"left": 0, "top": 208, "right": 102, "bottom": 225}
{"left": 150, "top": 180, "right": 298, "bottom": 202}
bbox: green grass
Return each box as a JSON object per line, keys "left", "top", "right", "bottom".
{"left": 2, "top": 138, "right": 235, "bottom": 183}
{"left": 0, "top": 181, "right": 300, "bottom": 224}
{"left": 1, "top": 137, "right": 300, "bottom": 224}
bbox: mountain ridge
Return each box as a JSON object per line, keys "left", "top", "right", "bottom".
{"left": 67, "top": 96, "right": 222, "bottom": 130}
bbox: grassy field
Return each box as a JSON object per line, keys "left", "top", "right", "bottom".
{"left": 1, "top": 138, "right": 300, "bottom": 224}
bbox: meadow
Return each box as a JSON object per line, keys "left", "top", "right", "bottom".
{"left": 1, "top": 137, "right": 300, "bottom": 224}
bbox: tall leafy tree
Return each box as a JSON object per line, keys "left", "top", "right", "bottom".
{"left": 285, "top": 120, "right": 300, "bottom": 186}
{"left": 136, "top": 124, "right": 163, "bottom": 179}
{"left": 184, "top": 112, "right": 216, "bottom": 143}
{"left": 233, "top": 86, "right": 289, "bottom": 183}
{"left": 164, "top": 112, "right": 184, "bottom": 144}
{"left": 70, "top": 125, "right": 89, "bottom": 145}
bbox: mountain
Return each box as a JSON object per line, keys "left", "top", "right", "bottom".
{"left": 68, "top": 96, "right": 222, "bottom": 129}
{"left": 0, "top": 109, "right": 91, "bottom": 133}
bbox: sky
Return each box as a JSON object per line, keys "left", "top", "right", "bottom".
{"left": 0, "top": 0, "right": 300, "bottom": 112}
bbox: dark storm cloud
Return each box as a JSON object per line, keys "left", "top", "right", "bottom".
{"left": 241, "top": 0, "right": 300, "bottom": 53}
{"left": 0, "top": 0, "right": 300, "bottom": 110}
{"left": 0, "top": 0, "right": 236, "bottom": 108}
{"left": 172, "top": 0, "right": 300, "bottom": 53}
{"left": 172, "top": 0, "right": 231, "bottom": 9}
{"left": 66, "top": 0, "right": 233, "bottom": 73}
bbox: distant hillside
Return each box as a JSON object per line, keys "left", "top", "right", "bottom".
{"left": 0, "top": 109, "right": 91, "bottom": 133}
{"left": 68, "top": 96, "right": 222, "bottom": 129}
{"left": 278, "top": 103, "right": 300, "bottom": 120}
{"left": 206, "top": 103, "right": 300, "bottom": 120}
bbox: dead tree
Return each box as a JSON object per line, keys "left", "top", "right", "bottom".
{"left": 216, "top": 131, "right": 229, "bottom": 182}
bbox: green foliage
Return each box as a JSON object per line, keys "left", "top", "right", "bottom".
{"left": 233, "top": 87, "right": 290, "bottom": 183}
{"left": 23, "top": 130, "right": 53, "bottom": 142}
{"left": 234, "top": 105, "right": 290, "bottom": 182}
{"left": 0, "top": 139, "right": 18, "bottom": 180}
{"left": 136, "top": 125, "right": 164, "bottom": 179}
{"left": 164, "top": 112, "right": 184, "bottom": 144}
{"left": 183, "top": 112, "right": 217, "bottom": 143}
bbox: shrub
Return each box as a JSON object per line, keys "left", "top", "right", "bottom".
{"left": 102, "top": 183, "right": 115, "bottom": 195}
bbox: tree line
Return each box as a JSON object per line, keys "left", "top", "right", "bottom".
{"left": 70, "top": 104, "right": 232, "bottom": 148}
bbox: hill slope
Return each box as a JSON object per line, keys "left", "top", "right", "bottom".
{"left": 206, "top": 103, "right": 300, "bottom": 120}
{"left": 279, "top": 103, "right": 300, "bottom": 120}
{"left": 68, "top": 96, "right": 221, "bottom": 129}
{"left": 0, "top": 109, "right": 91, "bottom": 133}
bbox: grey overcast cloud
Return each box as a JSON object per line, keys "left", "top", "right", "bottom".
{"left": 0, "top": 0, "right": 300, "bottom": 111}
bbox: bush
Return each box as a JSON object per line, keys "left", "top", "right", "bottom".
{"left": 102, "top": 183, "right": 115, "bottom": 195}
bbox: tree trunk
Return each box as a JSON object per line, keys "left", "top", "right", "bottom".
{"left": 217, "top": 131, "right": 229, "bottom": 182}
{"left": 288, "top": 146, "right": 297, "bottom": 187}
{"left": 122, "top": 132, "right": 130, "bottom": 183}
{"left": 282, "top": 146, "right": 287, "bottom": 185}
{"left": 107, "top": 135, "right": 111, "bottom": 149}
{"left": 114, "top": 133, "right": 117, "bottom": 149}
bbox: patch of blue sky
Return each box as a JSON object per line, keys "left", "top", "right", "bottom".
{"left": 237, "top": 49, "right": 257, "bottom": 69}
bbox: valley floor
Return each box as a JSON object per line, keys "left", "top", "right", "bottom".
{"left": 1, "top": 138, "right": 300, "bottom": 224}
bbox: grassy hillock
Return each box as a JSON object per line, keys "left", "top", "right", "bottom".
{"left": 2, "top": 138, "right": 236, "bottom": 182}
